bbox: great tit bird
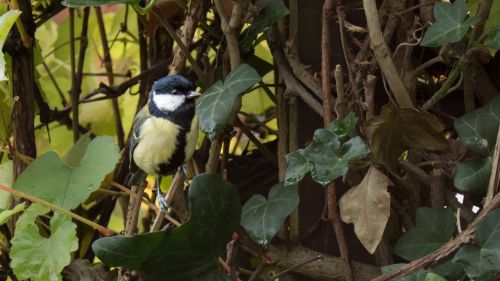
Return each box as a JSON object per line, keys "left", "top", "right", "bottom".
{"left": 129, "top": 75, "right": 200, "bottom": 212}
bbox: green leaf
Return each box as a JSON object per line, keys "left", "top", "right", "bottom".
{"left": 328, "top": 111, "right": 357, "bottom": 140}
{"left": 454, "top": 96, "right": 500, "bottom": 155}
{"left": 93, "top": 173, "right": 241, "bottom": 281}
{"left": 284, "top": 150, "right": 312, "bottom": 186}
{"left": 0, "top": 160, "right": 13, "bottom": 209}
{"left": 454, "top": 246, "right": 498, "bottom": 281}
{"left": 393, "top": 207, "right": 455, "bottom": 261}
{"left": 309, "top": 136, "right": 369, "bottom": 185}
{"left": 381, "top": 264, "right": 430, "bottom": 281}
{"left": 424, "top": 272, "right": 446, "bottom": 281}
{"left": 62, "top": 132, "right": 92, "bottom": 167}
{"left": 421, "top": 0, "right": 480, "bottom": 47}
{"left": 240, "top": 0, "right": 289, "bottom": 52}
{"left": 241, "top": 183, "right": 299, "bottom": 247}
{"left": 0, "top": 10, "right": 21, "bottom": 81}
{"left": 10, "top": 203, "right": 78, "bottom": 281}
{"left": 487, "top": 29, "right": 500, "bottom": 49}
{"left": 285, "top": 113, "right": 369, "bottom": 186}
{"left": 14, "top": 136, "right": 119, "bottom": 210}
{"left": 454, "top": 157, "right": 492, "bottom": 194}
{"left": 0, "top": 202, "right": 25, "bottom": 225}
{"left": 365, "top": 104, "right": 448, "bottom": 173}
{"left": 432, "top": 260, "right": 464, "bottom": 279}
{"left": 453, "top": 209, "right": 500, "bottom": 280}
{"left": 196, "top": 64, "right": 261, "bottom": 140}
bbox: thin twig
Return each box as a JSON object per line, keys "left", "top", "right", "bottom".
{"left": 0, "top": 184, "right": 114, "bottom": 236}
{"left": 42, "top": 60, "right": 67, "bottom": 106}
{"left": 169, "top": 0, "right": 205, "bottom": 75}
{"left": 150, "top": 8, "right": 208, "bottom": 86}
{"left": 363, "top": 0, "right": 413, "bottom": 108}
{"left": 337, "top": 6, "right": 356, "bottom": 94}
{"left": 95, "top": 7, "right": 125, "bottom": 149}
{"left": 421, "top": 66, "right": 462, "bottom": 111}
{"left": 110, "top": 181, "right": 181, "bottom": 227}
{"left": 363, "top": 75, "right": 376, "bottom": 119}
{"left": 485, "top": 125, "right": 500, "bottom": 205}
{"left": 266, "top": 255, "right": 323, "bottom": 281}
{"left": 334, "top": 64, "right": 348, "bottom": 119}
{"left": 124, "top": 181, "right": 146, "bottom": 236}
{"left": 235, "top": 118, "right": 278, "bottom": 167}
{"left": 69, "top": 8, "right": 78, "bottom": 142}
{"left": 410, "top": 56, "right": 442, "bottom": 80}
{"left": 267, "top": 27, "right": 324, "bottom": 117}
{"left": 322, "top": 1, "right": 355, "bottom": 280}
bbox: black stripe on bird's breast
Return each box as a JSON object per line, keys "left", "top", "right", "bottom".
{"left": 156, "top": 128, "right": 187, "bottom": 175}
{"left": 149, "top": 100, "right": 195, "bottom": 129}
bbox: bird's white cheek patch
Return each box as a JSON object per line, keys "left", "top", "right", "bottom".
{"left": 152, "top": 92, "right": 186, "bottom": 111}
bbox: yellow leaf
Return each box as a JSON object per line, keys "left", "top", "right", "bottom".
{"left": 339, "top": 166, "right": 392, "bottom": 254}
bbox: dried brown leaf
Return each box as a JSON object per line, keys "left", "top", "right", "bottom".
{"left": 365, "top": 104, "right": 448, "bottom": 172}
{"left": 339, "top": 166, "right": 393, "bottom": 254}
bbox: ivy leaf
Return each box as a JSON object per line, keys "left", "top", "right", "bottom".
{"left": 308, "top": 135, "right": 369, "bottom": 185}
{"left": 240, "top": 0, "right": 289, "bottom": 52}
{"left": 14, "top": 136, "right": 120, "bottom": 210}
{"left": 365, "top": 104, "right": 448, "bottom": 173}
{"left": 10, "top": 203, "right": 78, "bottom": 281}
{"left": 454, "top": 246, "right": 498, "bottom": 281}
{"left": 93, "top": 173, "right": 241, "bottom": 281}
{"left": 424, "top": 272, "right": 447, "bottom": 281}
{"left": 453, "top": 209, "right": 500, "bottom": 280}
{"left": 241, "top": 183, "right": 299, "bottom": 247}
{"left": 454, "top": 157, "right": 492, "bottom": 194}
{"left": 0, "top": 203, "right": 25, "bottom": 225}
{"left": 339, "top": 166, "right": 392, "bottom": 254}
{"left": 393, "top": 207, "right": 455, "bottom": 261}
{"left": 421, "top": 0, "right": 480, "bottom": 47}
{"left": 454, "top": 96, "right": 500, "bottom": 155}
{"left": 487, "top": 29, "right": 500, "bottom": 49}
{"left": 196, "top": 64, "right": 261, "bottom": 140}
{"left": 381, "top": 264, "right": 430, "bottom": 281}
{"left": 285, "top": 113, "right": 369, "bottom": 186}
{"left": 329, "top": 111, "right": 357, "bottom": 140}
{"left": 0, "top": 10, "right": 22, "bottom": 81}
{"left": 284, "top": 151, "right": 312, "bottom": 186}
{"left": 0, "top": 160, "right": 13, "bottom": 209}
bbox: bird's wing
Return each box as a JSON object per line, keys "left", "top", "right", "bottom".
{"left": 129, "top": 105, "right": 150, "bottom": 168}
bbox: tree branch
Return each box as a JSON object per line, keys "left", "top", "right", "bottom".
{"left": 362, "top": 0, "right": 414, "bottom": 108}
{"left": 372, "top": 193, "right": 500, "bottom": 281}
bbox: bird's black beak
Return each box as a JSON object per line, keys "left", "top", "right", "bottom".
{"left": 187, "top": 91, "right": 202, "bottom": 99}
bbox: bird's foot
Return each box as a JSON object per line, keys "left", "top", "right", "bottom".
{"left": 155, "top": 175, "right": 169, "bottom": 215}
{"left": 156, "top": 187, "right": 170, "bottom": 215}
{"left": 177, "top": 165, "right": 187, "bottom": 176}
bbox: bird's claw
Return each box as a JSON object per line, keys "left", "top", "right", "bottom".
{"left": 156, "top": 187, "right": 170, "bottom": 215}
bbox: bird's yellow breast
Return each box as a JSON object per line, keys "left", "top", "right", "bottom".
{"left": 133, "top": 117, "right": 181, "bottom": 174}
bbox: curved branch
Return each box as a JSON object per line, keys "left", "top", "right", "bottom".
{"left": 363, "top": 0, "right": 414, "bottom": 108}
{"left": 372, "top": 192, "right": 500, "bottom": 281}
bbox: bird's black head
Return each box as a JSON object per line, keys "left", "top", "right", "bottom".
{"left": 152, "top": 75, "right": 194, "bottom": 95}
{"left": 149, "top": 75, "right": 200, "bottom": 128}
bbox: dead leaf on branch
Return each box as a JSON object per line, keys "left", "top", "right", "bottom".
{"left": 365, "top": 104, "right": 448, "bottom": 172}
{"left": 339, "top": 166, "right": 393, "bottom": 254}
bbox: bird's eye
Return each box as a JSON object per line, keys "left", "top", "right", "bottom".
{"left": 171, "top": 89, "right": 179, "bottom": 95}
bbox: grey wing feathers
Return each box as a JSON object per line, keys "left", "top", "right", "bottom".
{"left": 129, "top": 105, "right": 150, "bottom": 170}
{"left": 127, "top": 105, "right": 149, "bottom": 187}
